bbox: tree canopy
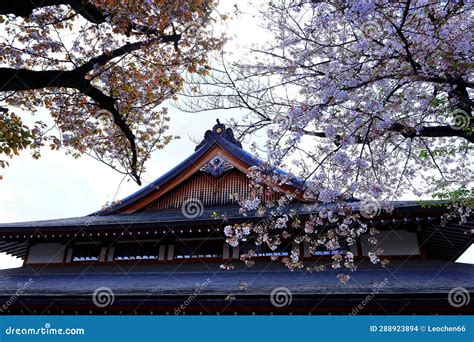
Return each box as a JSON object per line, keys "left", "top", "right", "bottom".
{"left": 184, "top": 0, "right": 473, "bottom": 274}
{"left": 0, "top": 0, "right": 223, "bottom": 184}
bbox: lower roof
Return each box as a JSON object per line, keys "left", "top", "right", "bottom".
{"left": 1, "top": 260, "right": 472, "bottom": 297}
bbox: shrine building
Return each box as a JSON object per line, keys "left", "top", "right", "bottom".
{"left": 0, "top": 121, "right": 472, "bottom": 315}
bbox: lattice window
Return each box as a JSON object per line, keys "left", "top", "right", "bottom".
{"left": 143, "top": 169, "right": 284, "bottom": 211}
{"left": 240, "top": 238, "right": 292, "bottom": 257}
{"left": 174, "top": 240, "right": 223, "bottom": 259}
{"left": 71, "top": 243, "right": 101, "bottom": 262}
{"left": 114, "top": 242, "right": 160, "bottom": 260}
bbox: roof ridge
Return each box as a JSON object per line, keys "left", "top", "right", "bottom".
{"left": 195, "top": 119, "right": 242, "bottom": 151}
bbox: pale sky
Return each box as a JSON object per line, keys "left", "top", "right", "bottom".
{"left": 0, "top": 109, "right": 242, "bottom": 269}
{"left": 0, "top": 1, "right": 472, "bottom": 269}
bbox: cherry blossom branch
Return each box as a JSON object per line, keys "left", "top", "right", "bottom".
{"left": 0, "top": 0, "right": 106, "bottom": 24}
{"left": 0, "top": 1, "right": 187, "bottom": 38}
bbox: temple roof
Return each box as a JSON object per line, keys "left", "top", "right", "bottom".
{"left": 0, "top": 260, "right": 472, "bottom": 314}
{"left": 96, "top": 120, "right": 304, "bottom": 215}
{"left": 0, "top": 121, "right": 471, "bottom": 263}
{"left": 1, "top": 260, "right": 472, "bottom": 296}
{"left": 0, "top": 201, "right": 445, "bottom": 230}
{"left": 0, "top": 202, "right": 470, "bottom": 263}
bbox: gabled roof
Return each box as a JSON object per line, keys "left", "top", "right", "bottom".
{"left": 98, "top": 120, "right": 305, "bottom": 215}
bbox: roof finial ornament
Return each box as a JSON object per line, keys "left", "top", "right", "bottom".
{"left": 195, "top": 119, "right": 243, "bottom": 151}
{"left": 213, "top": 119, "right": 226, "bottom": 134}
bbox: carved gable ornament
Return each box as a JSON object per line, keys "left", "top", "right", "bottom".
{"left": 200, "top": 156, "right": 234, "bottom": 177}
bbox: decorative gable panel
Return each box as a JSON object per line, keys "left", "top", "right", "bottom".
{"left": 141, "top": 169, "right": 283, "bottom": 211}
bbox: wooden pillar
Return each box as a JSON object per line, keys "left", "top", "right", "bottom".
{"left": 416, "top": 225, "right": 426, "bottom": 259}
{"left": 356, "top": 238, "right": 363, "bottom": 258}
{"left": 349, "top": 242, "right": 358, "bottom": 257}
{"left": 158, "top": 245, "right": 166, "bottom": 261}
{"left": 65, "top": 248, "right": 74, "bottom": 263}
{"left": 107, "top": 247, "right": 115, "bottom": 262}
{"left": 223, "top": 243, "right": 230, "bottom": 259}
{"left": 167, "top": 245, "right": 175, "bottom": 260}
{"left": 232, "top": 244, "right": 239, "bottom": 259}
{"left": 99, "top": 247, "right": 107, "bottom": 262}
{"left": 292, "top": 241, "right": 301, "bottom": 256}
{"left": 303, "top": 241, "right": 312, "bottom": 258}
